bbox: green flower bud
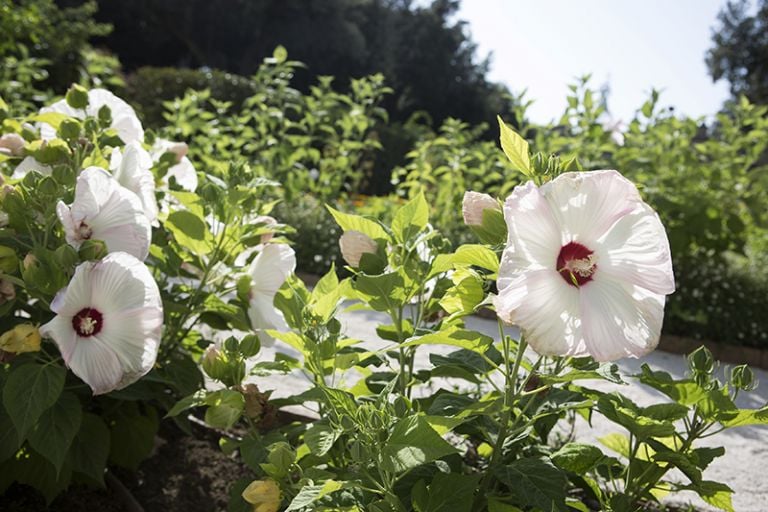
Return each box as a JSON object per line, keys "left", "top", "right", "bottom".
{"left": 54, "top": 244, "right": 79, "bottom": 270}
{"left": 224, "top": 336, "right": 239, "bottom": 353}
{"left": 30, "top": 138, "right": 71, "bottom": 165}
{"left": 201, "top": 345, "right": 223, "bottom": 379}
{"left": 730, "top": 364, "right": 756, "bottom": 391}
{"left": 58, "top": 118, "right": 82, "bottom": 141}
{"left": 78, "top": 239, "right": 108, "bottom": 261}
{"left": 239, "top": 334, "right": 260, "bottom": 358}
{"left": 65, "top": 84, "right": 89, "bottom": 109}
{"left": 0, "top": 246, "right": 18, "bottom": 273}
{"left": 97, "top": 104, "right": 112, "bottom": 125}
{"left": 688, "top": 346, "right": 714, "bottom": 375}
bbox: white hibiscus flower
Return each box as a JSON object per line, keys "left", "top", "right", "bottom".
{"left": 247, "top": 243, "right": 296, "bottom": 346}
{"left": 110, "top": 142, "right": 158, "bottom": 224}
{"left": 494, "top": 170, "right": 675, "bottom": 361}
{"left": 39, "top": 88, "right": 144, "bottom": 144}
{"left": 56, "top": 167, "right": 152, "bottom": 260}
{"left": 11, "top": 156, "right": 52, "bottom": 179}
{"left": 151, "top": 138, "right": 198, "bottom": 192}
{"left": 39, "top": 252, "right": 163, "bottom": 395}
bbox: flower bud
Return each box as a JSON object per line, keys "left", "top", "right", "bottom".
{"left": 201, "top": 345, "right": 222, "bottom": 379}
{"left": 339, "top": 230, "right": 377, "bottom": 268}
{"left": 58, "top": 118, "right": 82, "bottom": 141}
{"left": 688, "top": 346, "right": 714, "bottom": 375}
{"left": 730, "top": 364, "right": 756, "bottom": 391}
{"left": 0, "top": 246, "right": 18, "bottom": 273}
{"left": 65, "top": 84, "right": 89, "bottom": 109}
{"left": 0, "top": 324, "right": 41, "bottom": 354}
{"left": 78, "top": 239, "right": 108, "bottom": 261}
{"left": 254, "top": 215, "right": 278, "bottom": 244}
{"left": 462, "top": 191, "right": 499, "bottom": 226}
{"left": 0, "top": 133, "right": 25, "bottom": 156}
{"left": 0, "top": 278, "right": 15, "bottom": 304}
{"left": 242, "top": 479, "right": 281, "bottom": 512}
{"left": 166, "top": 141, "right": 188, "bottom": 163}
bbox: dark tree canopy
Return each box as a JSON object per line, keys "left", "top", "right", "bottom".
{"left": 64, "top": 0, "right": 511, "bottom": 126}
{"left": 707, "top": 0, "right": 768, "bottom": 104}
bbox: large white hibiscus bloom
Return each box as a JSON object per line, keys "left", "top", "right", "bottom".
{"left": 151, "top": 138, "right": 198, "bottom": 192}
{"left": 494, "top": 170, "right": 674, "bottom": 361}
{"left": 39, "top": 89, "right": 144, "bottom": 144}
{"left": 110, "top": 142, "right": 158, "bottom": 224}
{"left": 247, "top": 243, "right": 296, "bottom": 346}
{"left": 39, "top": 252, "right": 163, "bottom": 395}
{"left": 57, "top": 167, "right": 152, "bottom": 260}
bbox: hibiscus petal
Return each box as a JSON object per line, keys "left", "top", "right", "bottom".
{"left": 39, "top": 316, "right": 79, "bottom": 363}
{"left": 87, "top": 89, "right": 144, "bottom": 144}
{"left": 247, "top": 295, "right": 288, "bottom": 346}
{"left": 165, "top": 158, "right": 198, "bottom": 192}
{"left": 595, "top": 203, "right": 675, "bottom": 295}
{"left": 499, "top": 181, "right": 561, "bottom": 278}
{"left": 102, "top": 307, "right": 162, "bottom": 376}
{"left": 540, "top": 170, "right": 640, "bottom": 244}
{"left": 75, "top": 167, "right": 151, "bottom": 260}
{"left": 495, "top": 269, "right": 583, "bottom": 357}
{"left": 68, "top": 334, "right": 124, "bottom": 395}
{"left": 49, "top": 259, "right": 94, "bottom": 316}
{"left": 249, "top": 244, "right": 296, "bottom": 295}
{"left": 90, "top": 252, "right": 162, "bottom": 315}
{"left": 580, "top": 276, "right": 665, "bottom": 361}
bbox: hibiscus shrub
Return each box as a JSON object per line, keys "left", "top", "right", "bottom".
{"left": 0, "top": 85, "right": 295, "bottom": 501}
{"left": 175, "top": 126, "right": 768, "bottom": 512}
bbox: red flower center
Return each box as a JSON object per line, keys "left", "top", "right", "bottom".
{"left": 72, "top": 307, "right": 103, "bottom": 337}
{"left": 557, "top": 242, "right": 597, "bottom": 287}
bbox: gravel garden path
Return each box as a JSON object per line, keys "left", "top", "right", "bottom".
{"left": 242, "top": 308, "right": 768, "bottom": 512}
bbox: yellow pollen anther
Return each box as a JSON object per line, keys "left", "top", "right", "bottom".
{"left": 79, "top": 316, "right": 97, "bottom": 335}
{"left": 565, "top": 254, "right": 598, "bottom": 277}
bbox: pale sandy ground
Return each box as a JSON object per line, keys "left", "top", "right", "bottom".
{"left": 241, "top": 308, "right": 768, "bottom": 512}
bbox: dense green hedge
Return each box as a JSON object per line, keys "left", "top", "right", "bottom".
{"left": 124, "top": 66, "right": 258, "bottom": 127}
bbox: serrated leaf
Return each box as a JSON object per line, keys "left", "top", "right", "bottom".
{"left": 27, "top": 392, "right": 82, "bottom": 476}
{"left": 204, "top": 389, "right": 245, "bottom": 429}
{"left": 497, "top": 116, "right": 532, "bottom": 176}
{"left": 326, "top": 206, "right": 388, "bottom": 240}
{"left": 3, "top": 363, "right": 65, "bottom": 440}
{"left": 69, "top": 413, "right": 110, "bottom": 485}
{"left": 494, "top": 458, "right": 568, "bottom": 512}
{"left": 164, "top": 209, "right": 213, "bottom": 256}
{"left": 391, "top": 190, "right": 429, "bottom": 242}
{"left": 353, "top": 272, "right": 406, "bottom": 312}
{"left": 552, "top": 443, "right": 604, "bottom": 473}
{"left": 453, "top": 244, "right": 499, "bottom": 273}
{"left": 417, "top": 473, "right": 480, "bottom": 512}
{"left": 402, "top": 326, "right": 492, "bottom": 354}
{"left": 381, "top": 415, "right": 458, "bottom": 474}
{"left": 304, "top": 421, "right": 340, "bottom": 457}
{"left": 286, "top": 480, "right": 342, "bottom": 511}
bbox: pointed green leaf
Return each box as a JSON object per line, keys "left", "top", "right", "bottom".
{"left": 3, "top": 363, "right": 65, "bottom": 440}
{"left": 28, "top": 392, "right": 82, "bottom": 476}
{"left": 381, "top": 415, "right": 458, "bottom": 474}
{"left": 494, "top": 458, "right": 568, "bottom": 512}
{"left": 402, "top": 326, "right": 492, "bottom": 354}
{"left": 326, "top": 206, "right": 388, "bottom": 240}
{"left": 391, "top": 191, "right": 429, "bottom": 242}
{"left": 497, "top": 116, "right": 532, "bottom": 176}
